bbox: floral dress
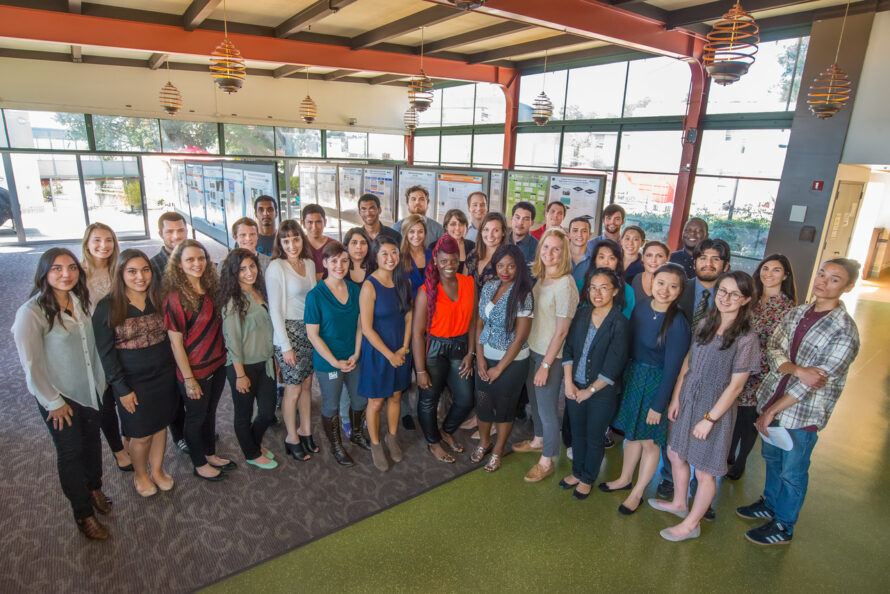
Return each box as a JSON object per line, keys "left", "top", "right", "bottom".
{"left": 736, "top": 294, "right": 794, "bottom": 407}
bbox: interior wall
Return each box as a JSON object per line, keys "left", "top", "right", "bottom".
{"left": 0, "top": 57, "right": 409, "bottom": 134}
{"left": 842, "top": 11, "right": 890, "bottom": 165}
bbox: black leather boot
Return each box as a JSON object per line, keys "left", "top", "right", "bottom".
{"left": 322, "top": 415, "right": 354, "bottom": 467}
{"left": 349, "top": 408, "right": 372, "bottom": 451}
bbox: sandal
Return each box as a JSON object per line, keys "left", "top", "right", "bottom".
{"left": 428, "top": 444, "right": 456, "bottom": 464}
{"left": 484, "top": 453, "right": 502, "bottom": 472}
{"left": 470, "top": 443, "right": 494, "bottom": 463}
{"left": 441, "top": 433, "right": 464, "bottom": 454}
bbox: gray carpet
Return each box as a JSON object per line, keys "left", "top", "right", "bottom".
{"left": 0, "top": 239, "right": 531, "bottom": 593}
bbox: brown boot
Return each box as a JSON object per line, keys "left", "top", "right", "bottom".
{"left": 76, "top": 515, "right": 109, "bottom": 540}
{"left": 89, "top": 490, "right": 112, "bottom": 515}
{"left": 349, "top": 408, "right": 372, "bottom": 451}
{"left": 322, "top": 415, "right": 354, "bottom": 467}
{"left": 370, "top": 442, "right": 389, "bottom": 471}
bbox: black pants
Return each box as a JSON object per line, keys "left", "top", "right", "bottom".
{"left": 179, "top": 367, "right": 226, "bottom": 468}
{"left": 226, "top": 363, "right": 277, "bottom": 460}
{"left": 169, "top": 397, "right": 186, "bottom": 443}
{"left": 417, "top": 336, "right": 474, "bottom": 444}
{"left": 566, "top": 383, "right": 619, "bottom": 485}
{"left": 99, "top": 385, "right": 124, "bottom": 453}
{"left": 476, "top": 357, "right": 529, "bottom": 423}
{"left": 38, "top": 397, "right": 103, "bottom": 520}
{"left": 728, "top": 405, "right": 759, "bottom": 474}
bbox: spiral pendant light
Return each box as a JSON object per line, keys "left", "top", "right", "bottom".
{"left": 209, "top": 0, "right": 246, "bottom": 94}
{"left": 300, "top": 69, "right": 318, "bottom": 124}
{"left": 159, "top": 60, "right": 183, "bottom": 115}
{"left": 807, "top": 1, "right": 853, "bottom": 119}
{"left": 408, "top": 27, "right": 434, "bottom": 113}
{"left": 702, "top": 2, "right": 760, "bottom": 86}
{"left": 404, "top": 106, "right": 418, "bottom": 131}
{"left": 532, "top": 51, "right": 553, "bottom": 126}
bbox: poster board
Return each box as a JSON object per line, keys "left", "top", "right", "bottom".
{"left": 506, "top": 171, "right": 606, "bottom": 224}
{"left": 222, "top": 166, "right": 244, "bottom": 222}
{"left": 363, "top": 167, "right": 395, "bottom": 224}
{"left": 243, "top": 168, "right": 276, "bottom": 210}
{"left": 298, "top": 164, "right": 317, "bottom": 208}
{"left": 506, "top": 171, "right": 549, "bottom": 223}
{"left": 435, "top": 171, "right": 486, "bottom": 222}
{"left": 317, "top": 165, "right": 338, "bottom": 211}
{"left": 489, "top": 170, "right": 504, "bottom": 214}
{"left": 338, "top": 166, "right": 363, "bottom": 226}
{"left": 397, "top": 168, "right": 437, "bottom": 223}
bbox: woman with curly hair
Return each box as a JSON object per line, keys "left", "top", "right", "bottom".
{"left": 266, "top": 220, "right": 318, "bottom": 462}
{"left": 219, "top": 248, "right": 278, "bottom": 470}
{"left": 163, "top": 239, "right": 232, "bottom": 482}
{"left": 412, "top": 235, "right": 477, "bottom": 463}
{"left": 12, "top": 248, "right": 111, "bottom": 539}
{"left": 80, "top": 223, "right": 131, "bottom": 472}
{"left": 93, "top": 249, "right": 178, "bottom": 496}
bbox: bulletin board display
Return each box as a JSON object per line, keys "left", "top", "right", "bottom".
{"left": 506, "top": 170, "right": 606, "bottom": 223}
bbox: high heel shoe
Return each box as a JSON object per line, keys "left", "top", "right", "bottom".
{"left": 285, "top": 439, "right": 310, "bottom": 461}
{"left": 298, "top": 433, "right": 319, "bottom": 454}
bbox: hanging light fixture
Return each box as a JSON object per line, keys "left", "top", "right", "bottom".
{"left": 702, "top": 2, "right": 760, "bottom": 86}
{"left": 209, "top": 0, "right": 246, "bottom": 94}
{"left": 447, "top": 1, "right": 487, "bottom": 10}
{"left": 807, "top": 1, "right": 853, "bottom": 119}
{"left": 532, "top": 51, "right": 553, "bottom": 126}
{"left": 404, "top": 106, "right": 418, "bottom": 131}
{"left": 408, "top": 27, "right": 434, "bottom": 113}
{"left": 159, "top": 59, "right": 183, "bottom": 115}
{"left": 300, "top": 69, "right": 318, "bottom": 124}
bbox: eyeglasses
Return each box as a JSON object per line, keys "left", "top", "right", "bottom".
{"left": 716, "top": 288, "right": 744, "bottom": 302}
{"left": 589, "top": 285, "right": 615, "bottom": 294}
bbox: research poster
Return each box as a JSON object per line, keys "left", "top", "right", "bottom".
{"left": 363, "top": 168, "right": 395, "bottom": 223}
{"left": 223, "top": 166, "right": 244, "bottom": 220}
{"left": 397, "top": 169, "right": 437, "bottom": 221}
{"left": 203, "top": 165, "right": 225, "bottom": 230}
{"left": 506, "top": 172, "right": 549, "bottom": 223}
{"left": 317, "top": 165, "right": 338, "bottom": 211}
{"left": 243, "top": 169, "right": 275, "bottom": 208}
{"left": 548, "top": 175, "right": 603, "bottom": 218}
{"left": 185, "top": 163, "right": 205, "bottom": 221}
{"left": 489, "top": 170, "right": 504, "bottom": 213}
{"left": 338, "top": 166, "right": 363, "bottom": 219}
{"left": 298, "top": 164, "right": 317, "bottom": 207}
{"left": 436, "top": 173, "right": 485, "bottom": 222}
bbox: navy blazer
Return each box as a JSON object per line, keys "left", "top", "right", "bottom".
{"left": 562, "top": 303, "right": 630, "bottom": 393}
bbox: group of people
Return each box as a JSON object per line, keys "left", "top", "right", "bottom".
{"left": 13, "top": 189, "right": 860, "bottom": 549}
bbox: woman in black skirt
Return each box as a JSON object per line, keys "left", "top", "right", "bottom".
{"left": 93, "top": 249, "right": 178, "bottom": 497}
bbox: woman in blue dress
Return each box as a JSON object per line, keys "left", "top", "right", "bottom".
{"left": 400, "top": 214, "right": 431, "bottom": 298}
{"left": 359, "top": 235, "right": 413, "bottom": 471}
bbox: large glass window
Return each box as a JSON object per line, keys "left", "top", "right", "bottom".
{"left": 561, "top": 131, "right": 618, "bottom": 170}
{"left": 368, "top": 133, "right": 405, "bottom": 160}
{"left": 515, "top": 132, "right": 561, "bottom": 169}
{"left": 160, "top": 120, "right": 219, "bottom": 154}
{"left": 93, "top": 116, "right": 161, "bottom": 152}
{"left": 440, "top": 134, "right": 472, "bottom": 165}
{"left": 442, "top": 85, "right": 476, "bottom": 126}
{"left": 275, "top": 127, "right": 322, "bottom": 157}
{"left": 623, "top": 57, "right": 690, "bottom": 117}
{"left": 224, "top": 124, "right": 274, "bottom": 156}
{"left": 472, "top": 133, "right": 504, "bottom": 167}
{"left": 1, "top": 111, "right": 10, "bottom": 147}
{"left": 519, "top": 70, "right": 568, "bottom": 122}
{"left": 10, "top": 153, "right": 87, "bottom": 241}
{"left": 618, "top": 130, "right": 683, "bottom": 173}
{"left": 707, "top": 37, "right": 809, "bottom": 114}
{"left": 697, "top": 129, "right": 790, "bottom": 178}
{"left": 475, "top": 83, "right": 506, "bottom": 125}
{"left": 326, "top": 131, "right": 368, "bottom": 158}
{"left": 414, "top": 135, "right": 440, "bottom": 164}
{"left": 615, "top": 171, "right": 677, "bottom": 242}
{"left": 4, "top": 110, "right": 89, "bottom": 150}
{"left": 417, "top": 89, "right": 443, "bottom": 128}
{"left": 80, "top": 155, "right": 146, "bottom": 238}
{"left": 565, "top": 62, "right": 627, "bottom": 119}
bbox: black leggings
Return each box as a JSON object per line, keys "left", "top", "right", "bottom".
{"left": 179, "top": 367, "right": 227, "bottom": 468}
{"left": 728, "top": 405, "right": 759, "bottom": 474}
{"left": 226, "top": 363, "right": 277, "bottom": 460}
{"left": 476, "top": 357, "right": 529, "bottom": 423}
{"left": 99, "top": 385, "right": 124, "bottom": 453}
{"left": 417, "top": 336, "right": 475, "bottom": 444}
{"left": 38, "top": 397, "right": 103, "bottom": 520}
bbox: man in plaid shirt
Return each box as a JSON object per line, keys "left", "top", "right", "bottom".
{"left": 737, "top": 259, "right": 861, "bottom": 546}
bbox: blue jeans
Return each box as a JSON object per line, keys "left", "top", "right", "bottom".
{"left": 761, "top": 428, "right": 819, "bottom": 533}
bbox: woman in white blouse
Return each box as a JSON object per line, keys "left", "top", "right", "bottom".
{"left": 12, "top": 248, "right": 112, "bottom": 540}
{"left": 265, "top": 220, "right": 318, "bottom": 462}
{"left": 513, "top": 229, "right": 579, "bottom": 483}
{"left": 80, "top": 222, "right": 131, "bottom": 472}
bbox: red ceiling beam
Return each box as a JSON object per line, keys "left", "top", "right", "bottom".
{"left": 0, "top": 5, "right": 514, "bottom": 85}
{"left": 432, "top": 0, "right": 705, "bottom": 60}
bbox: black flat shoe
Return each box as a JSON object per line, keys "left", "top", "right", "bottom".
{"left": 209, "top": 460, "right": 237, "bottom": 471}
{"left": 598, "top": 481, "right": 632, "bottom": 493}
{"left": 117, "top": 463, "right": 134, "bottom": 472}
{"left": 558, "top": 478, "right": 579, "bottom": 490}
{"left": 572, "top": 487, "right": 591, "bottom": 500}
{"left": 401, "top": 415, "right": 416, "bottom": 431}
{"left": 299, "top": 433, "right": 319, "bottom": 454}
{"left": 285, "top": 439, "right": 310, "bottom": 461}
{"left": 193, "top": 468, "right": 225, "bottom": 482}
{"left": 725, "top": 469, "right": 743, "bottom": 481}
{"left": 618, "top": 503, "right": 638, "bottom": 515}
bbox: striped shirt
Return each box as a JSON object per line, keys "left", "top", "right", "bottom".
{"left": 163, "top": 292, "right": 226, "bottom": 381}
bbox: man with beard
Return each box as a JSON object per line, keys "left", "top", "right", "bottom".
{"left": 358, "top": 193, "right": 401, "bottom": 243}
{"left": 254, "top": 195, "right": 279, "bottom": 257}
{"left": 150, "top": 211, "right": 188, "bottom": 279}
{"left": 670, "top": 217, "right": 709, "bottom": 279}
{"left": 393, "top": 185, "right": 443, "bottom": 245}
{"left": 656, "top": 237, "right": 731, "bottom": 514}
{"left": 585, "top": 203, "right": 625, "bottom": 258}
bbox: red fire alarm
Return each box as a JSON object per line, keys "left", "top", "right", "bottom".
{"left": 812, "top": 181, "right": 824, "bottom": 191}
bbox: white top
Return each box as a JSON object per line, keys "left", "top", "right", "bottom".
{"left": 85, "top": 269, "right": 112, "bottom": 314}
{"left": 528, "top": 274, "right": 579, "bottom": 357}
{"left": 11, "top": 294, "right": 105, "bottom": 411}
{"left": 265, "top": 257, "right": 317, "bottom": 351}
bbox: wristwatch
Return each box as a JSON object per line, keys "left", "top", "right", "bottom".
{"left": 541, "top": 362, "right": 551, "bottom": 369}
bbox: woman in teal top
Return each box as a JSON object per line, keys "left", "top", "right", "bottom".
{"left": 219, "top": 249, "right": 278, "bottom": 470}
{"left": 587, "top": 239, "right": 635, "bottom": 319}
{"left": 305, "top": 241, "right": 371, "bottom": 467}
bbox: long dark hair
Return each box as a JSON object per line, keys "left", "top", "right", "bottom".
{"left": 30, "top": 247, "right": 90, "bottom": 330}
{"left": 108, "top": 249, "right": 162, "bottom": 328}
{"left": 652, "top": 263, "right": 687, "bottom": 347}
{"left": 753, "top": 253, "right": 798, "bottom": 305}
{"left": 373, "top": 235, "right": 412, "bottom": 314}
{"left": 272, "top": 219, "right": 312, "bottom": 260}
{"left": 490, "top": 244, "right": 534, "bottom": 335}
{"left": 343, "top": 227, "right": 375, "bottom": 273}
{"left": 591, "top": 238, "right": 625, "bottom": 279}
{"left": 581, "top": 267, "right": 623, "bottom": 309}
{"left": 218, "top": 248, "right": 267, "bottom": 321}
{"left": 474, "top": 212, "right": 508, "bottom": 261}
{"left": 423, "top": 235, "right": 460, "bottom": 348}
{"left": 696, "top": 270, "right": 755, "bottom": 350}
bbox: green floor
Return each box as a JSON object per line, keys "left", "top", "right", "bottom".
{"left": 210, "top": 299, "right": 890, "bottom": 593}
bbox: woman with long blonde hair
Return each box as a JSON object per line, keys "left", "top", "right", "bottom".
{"left": 400, "top": 214, "right": 430, "bottom": 298}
